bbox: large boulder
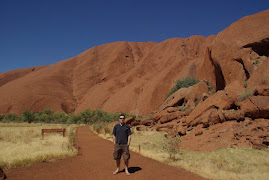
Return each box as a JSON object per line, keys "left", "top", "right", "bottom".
{"left": 159, "top": 111, "right": 184, "bottom": 124}
{"left": 237, "top": 96, "right": 269, "bottom": 118}
{"left": 140, "top": 119, "right": 154, "bottom": 126}
{"left": 185, "top": 90, "right": 237, "bottom": 127}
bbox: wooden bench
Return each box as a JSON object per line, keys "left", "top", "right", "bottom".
{"left": 42, "top": 129, "right": 66, "bottom": 139}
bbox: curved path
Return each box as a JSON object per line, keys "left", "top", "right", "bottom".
{"left": 6, "top": 126, "right": 208, "bottom": 180}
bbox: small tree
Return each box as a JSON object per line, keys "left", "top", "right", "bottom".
{"left": 22, "top": 110, "right": 35, "bottom": 123}
{"left": 163, "top": 134, "right": 181, "bottom": 161}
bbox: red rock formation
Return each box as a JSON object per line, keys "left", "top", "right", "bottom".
{"left": 0, "top": 10, "right": 268, "bottom": 151}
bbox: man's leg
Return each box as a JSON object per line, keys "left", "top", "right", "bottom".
{"left": 113, "top": 159, "right": 120, "bottom": 175}
{"left": 123, "top": 145, "right": 130, "bottom": 175}
{"left": 124, "top": 159, "right": 130, "bottom": 175}
{"left": 113, "top": 144, "right": 122, "bottom": 175}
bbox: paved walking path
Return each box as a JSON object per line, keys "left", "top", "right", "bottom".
{"left": 6, "top": 126, "right": 208, "bottom": 180}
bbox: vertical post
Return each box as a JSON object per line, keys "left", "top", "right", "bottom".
{"left": 63, "top": 128, "right": 66, "bottom": 137}
{"left": 42, "top": 129, "right": 44, "bottom": 140}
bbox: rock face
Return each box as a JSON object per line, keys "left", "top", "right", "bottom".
{"left": 0, "top": 10, "right": 269, "bottom": 151}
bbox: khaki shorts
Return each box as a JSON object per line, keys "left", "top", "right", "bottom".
{"left": 113, "top": 144, "right": 130, "bottom": 161}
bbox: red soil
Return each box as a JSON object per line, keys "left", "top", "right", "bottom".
{"left": 5, "top": 126, "right": 207, "bottom": 180}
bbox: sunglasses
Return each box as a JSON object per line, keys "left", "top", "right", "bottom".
{"left": 119, "top": 118, "right": 125, "bottom": 120}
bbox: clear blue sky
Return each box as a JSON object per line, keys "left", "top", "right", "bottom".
{"left": 0, "top": 0, "right": 268, "bottom": 73}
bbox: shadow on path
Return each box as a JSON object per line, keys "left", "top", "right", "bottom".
{"left": 118, "top": 167, "right": 142, "bottom": 174}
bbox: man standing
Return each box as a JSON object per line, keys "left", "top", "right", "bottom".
{"left": 112, "top": 114, "right": 131, "bottom": 175}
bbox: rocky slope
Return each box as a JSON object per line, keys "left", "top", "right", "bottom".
{"left": 0, "top": 10, "right": 268, "bottom": 151}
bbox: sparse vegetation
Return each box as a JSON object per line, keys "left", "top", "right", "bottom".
{"left": 165, "top": 77, "right": 200, "bottom": 100}
{"left": 92, "top": 128, "right": 269, "bottom": 180}
{"left": 238, "top": 90, "right": 253, "bottom": 101}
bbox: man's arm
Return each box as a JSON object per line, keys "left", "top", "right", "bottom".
{"left": 113, "top": 135, "right": 116, "bottom": 145}
{"left": 128, "top": 135, "right": 131, "bottom": 146}
{"left": 112, "top": 125, "right": 116, "bottom": 145}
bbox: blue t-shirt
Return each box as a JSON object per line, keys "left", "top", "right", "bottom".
{"left": 112, "top": 123, "right": 131, "bottom": 144}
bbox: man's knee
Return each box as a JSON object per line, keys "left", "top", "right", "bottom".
{"left": 123, "top": 153, "right": 130, "bottom": 161}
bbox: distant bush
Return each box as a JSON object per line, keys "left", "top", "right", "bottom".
{"left": 53, "top": 113, "right": 68, "bottom": 124}
{"left": 165, "top": 77, "right": 200, "bottom": 100}
{"left": 5, "top": 113, "right": 20, "bottom": 122}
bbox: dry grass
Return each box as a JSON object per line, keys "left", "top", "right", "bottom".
{"left": 0, "top": 123, "right": 78, "bottom": 169}
{"left": 91, "top": 126, "right": 269, "bottom": 180}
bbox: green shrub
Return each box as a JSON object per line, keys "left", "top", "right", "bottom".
{"left": 165, "top": 77, "right": 200, "bottom": 100}
{"left": 238, "top": 90, "right": 253, "bottom": 102}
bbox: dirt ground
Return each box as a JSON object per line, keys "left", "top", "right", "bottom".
{"left": 6, "top": 126, "right": 208, "bottom": 180}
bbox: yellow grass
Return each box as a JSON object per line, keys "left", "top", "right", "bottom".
{"left": 0, "top": 123, "right": 78, "bottom": 169}
{"left": 91, "top": 125, "right": 269, "bottom": 180}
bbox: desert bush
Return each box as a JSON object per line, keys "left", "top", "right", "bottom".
{"left": 21, "top": 110, "right": 35, "bottom": 123}
{"left": 165, "top": 77, "right": 200, "bottom": 100}
{"left": 163, "top": 135, "right": 181, "bottom": 161}
{"left": 53, "top": 113, "right": 68, "bottom": 124}
{"left": 238, "top": 90, "right": 253, "bottom": 101}
{"left": 33, "top": 109, "right": 55, "bottom": 123}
